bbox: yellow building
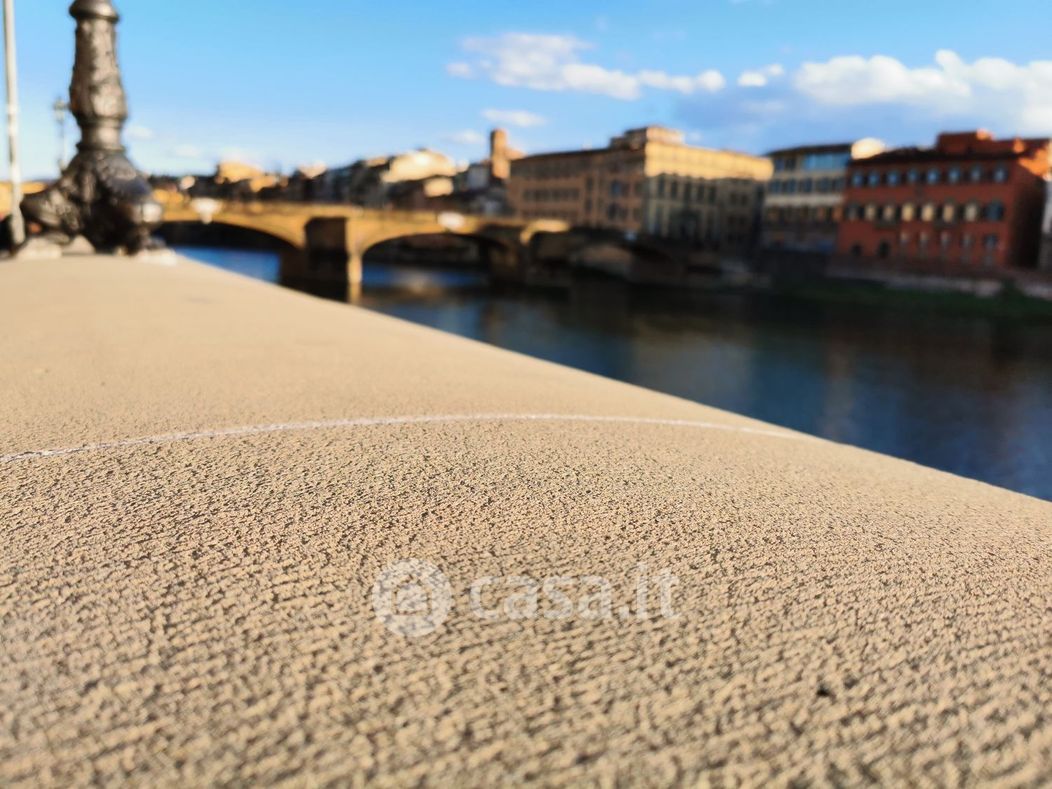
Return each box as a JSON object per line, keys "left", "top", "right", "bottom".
{"left": 215, "top": 161, "right": 281, "bottom": 193}
{"left": 508, "top": 127, "right": 773, "bottom": 253}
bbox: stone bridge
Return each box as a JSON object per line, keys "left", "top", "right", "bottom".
{"left": 162, "top": 200, "right": 569, "bottom": 286}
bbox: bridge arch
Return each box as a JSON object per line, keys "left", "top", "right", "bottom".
{"left": 356, "top": 229, "right": 517, "bottom": 268}
{"left": 159, "top": 219, "right": 303, "bottom": 251}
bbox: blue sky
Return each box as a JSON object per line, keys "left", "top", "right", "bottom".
{"left": 9, "top": 0, "right": 1052, "bottom": 178}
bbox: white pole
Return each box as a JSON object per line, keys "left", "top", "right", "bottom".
{"left": 3, "top": 0, "right": 24, "bottom": 247}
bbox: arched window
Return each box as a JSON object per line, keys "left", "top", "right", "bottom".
{"left": 948, "top": 167, "right": 962, "bottom": 184}
{"left": 926, "top": 168, "right": 941, "bottom": 184}
{"left": 867, "top": 171, "right": 882, "bottom": 187}
{"left": 969, "top": 166, "right": 984, "bottom": 183}
{"left": 963, "top": 202, "right": 981, "bottom": 222}
{"left": 920, "top": 203, "right": 937, "bottom": 222}
{"left": 901, "top": 203, "right": 917, "bottom": 222}
{"left": 886, "top": 170, "right": 902, "bottom": 186}
{"left": 881, "top": 204, "right": 897, "bottom": 222}
{"left": 907, "top": 168, "right": 921, "bottom": 185}
{"left": 941, "top": 203, "right": 957, "bottom": 223}
{"left": 986, "top": 201, "right": 1006, "bottom": 221}
{"left": 993, "top": 166, "right": 1009, "bottom": 183}
{"left": 864, "top": 203, "right": 878, "bottom": 221}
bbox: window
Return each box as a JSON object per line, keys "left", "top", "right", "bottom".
{"left": 983, "top": 234, "right": 999, "bottom": 250}
{"left": 940, "top": 203, "right": 957, "bottom": 223}
{"left": 881, "top": 204, "right": 897, "bottom": 222}
{"left": 899, "top": 231, "right": 911, "bottom": 247}
{"left": 864, "top": 203, "right": 878, "bottom": 221}
{"left": 886, "top": 171, "right": 902, "bottom": 186}
{"left": 670, "top": 181, "right": 679, "bottom": 199}
{"left": 993, "top": 166, "right": 1009, "bottom": 183}
{"left": 907, "top": 168, "right": 921, "bottom": 185}
{"left": 986, "top": 201, "right": 1006, "bottom": 221}
{"left": 851, "top": 172, "right": 865, "bottom": 188}
{"left": 816, "top": 177, "right": 830, "bottom": 193}
{"left": 878, "top": 241, "right": 891, "bottom": 259}
{"left": 920, "top": 203, "right": 937, "bottom": 222}
{"left": 969, "top": 166, "right": 984, "bottom": 183}
{"left": 799, "top": 178, "right": 813, "bottom": 194}
{"left": 845, "top": 203, "right": 860, "bottom": 221}
{"left": 963, "top": 201, "right": 981, "bottom": 222}
{"left": 926, "top": 168, "right": 941, "bottom": 185}
{"left": 867, "top": 171, "right": 882, "bottom": 187}
{"left": 948, "top": 167, "right": 962, "bottom": 184}
{"left": 940, "top": 231, "right": 952, "bottom": 249}
{"left": 901, "top": 203, "right": 917, "bottom": 222}
{"left": 784, "top": 180, "right": 797, "bottom": 195}
{"left": 768, "top": 181, "right": 781, "bottom": 195}
{"left": 961, "top": 233, "right": 974, "bottom": 249}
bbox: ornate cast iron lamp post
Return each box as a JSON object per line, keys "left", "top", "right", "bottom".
{"left": 22, "top": 0, "right": 161, "bottom": 253}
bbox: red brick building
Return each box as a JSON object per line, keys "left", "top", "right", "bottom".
{"left": 837, "top": 131, "right": 1051, "bottom": 270}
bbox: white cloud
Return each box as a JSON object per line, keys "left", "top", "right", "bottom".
{"left": 793, "top": 50, "right": 1052, "bottom": 134}
{"left": 172, "top": 144, "right": 205, "bottom": 159}
{"left": 737, "top": 63, "right": 784, "bottom": 88}
{"left": 445, "top": 129, "right": 486, "bottom": 145}
{"left": 126, "top": 124, "right": 155, "bottom": 141}
{"left": 481, "top": 108, "right": 547, "bottom": 127}
{"left": 450, "top": 33, "right": 725, "bottom": 101}
{"left": 446, "top": 62, "right": 474, "bottom": 78}
{"left": 638, "top": 68, "right": 725, "bottom": 94}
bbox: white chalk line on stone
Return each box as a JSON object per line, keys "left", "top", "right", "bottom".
{"left": 0, "top": 413, "right": 811, "bottom": 464}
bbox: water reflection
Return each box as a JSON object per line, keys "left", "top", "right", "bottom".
{"left": 174, "top": 246, "right": 1052, "bottom": 501}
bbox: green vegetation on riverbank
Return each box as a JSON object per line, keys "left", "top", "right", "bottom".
{"left": 768, "top": 278, "right": 1052, "bottom": 320}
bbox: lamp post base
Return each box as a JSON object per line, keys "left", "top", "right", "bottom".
{"left": 20, "top": 1, "right": 161, "bottom": 255}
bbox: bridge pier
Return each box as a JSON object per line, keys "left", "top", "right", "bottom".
{"left": 348, "top": 251, "right": 363, "bottom": 302}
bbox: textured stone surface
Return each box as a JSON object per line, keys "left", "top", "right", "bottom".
{"left": 0, "top": 256, "right": 1050, "bottom": 786}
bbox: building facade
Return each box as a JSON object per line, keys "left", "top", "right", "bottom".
{"left": 837, "top": 131, "right": 1051, "bottom": 270}
{"left": 1039, "top": 178, "right": 1052, "bottom": 271}
{"left": 762, "top": 139, "right": 884, "bottom": 253}
{"left": 507, "top": 126, "right": 772, "bottom": 254}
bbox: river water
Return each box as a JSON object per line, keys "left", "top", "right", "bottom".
{"left": 177, "top": 246, "right": 1052, "bottom": 502}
